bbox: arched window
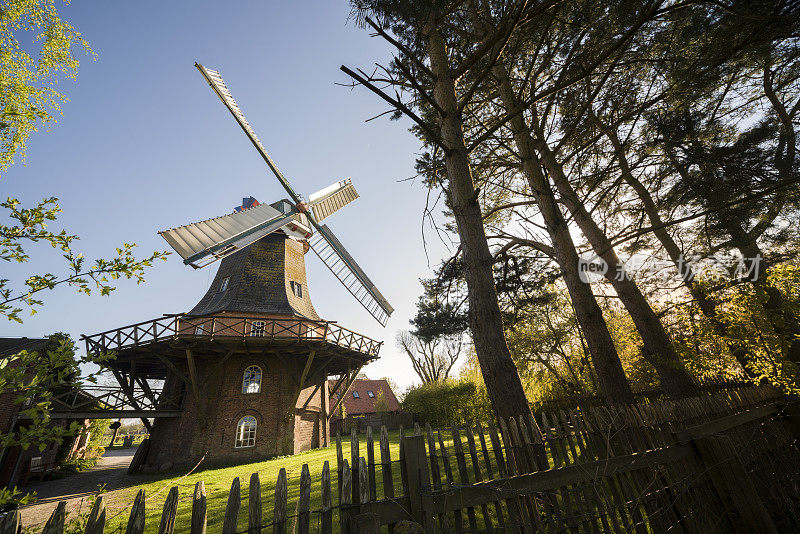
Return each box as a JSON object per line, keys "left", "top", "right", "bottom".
{"left": 235, "top": 416, "right": 256, "bottom": 448}
{"left": 242, "top": 366, "right": 262, "bottom": 394}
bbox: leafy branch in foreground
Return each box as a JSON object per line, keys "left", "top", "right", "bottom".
{"left": 1, "top": 196, "right": 169, "bottom": 322}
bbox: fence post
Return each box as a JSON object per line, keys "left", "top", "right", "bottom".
{"left": 402, "top": 434, "right": 434, "bottom": 533}
{"left": 692, "top": 435, "right": 777, "bottom": 534}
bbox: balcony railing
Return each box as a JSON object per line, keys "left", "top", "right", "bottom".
{"left": 83, "top": 314, "right": 383, "bottom": 358}
{"left": 48, "top": 384, "right": 185, "bottom": 418}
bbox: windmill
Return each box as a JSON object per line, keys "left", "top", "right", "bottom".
{"left": 158, "top": 63, "right": 394, "bottom": 326}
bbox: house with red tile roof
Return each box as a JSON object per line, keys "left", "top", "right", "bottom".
{"left": 328, "top": 379, "right": 410, "bottom": 433}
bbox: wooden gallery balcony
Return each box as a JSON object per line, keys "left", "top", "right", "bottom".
{"left": 82, "top": 314, "right": 382, "bottom": 379}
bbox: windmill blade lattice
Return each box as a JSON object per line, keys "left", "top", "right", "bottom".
{"left": 308, "top": 225, "right": 394, "bottom": 326}
{"left": 195, "top": 63, "right": 302, "bottom": 204}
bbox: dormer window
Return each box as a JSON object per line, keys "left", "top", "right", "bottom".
{"left": 290, "top": 281, "right": 303, "bottom": 298}
{"left": 352, "top": 391, "right": 360, "bottom": 398}
{"left": 220, "top": 277, "right": 230, "bottom": 292}
{"left": 367, "top": 390, "right": 375, "bottom": 398}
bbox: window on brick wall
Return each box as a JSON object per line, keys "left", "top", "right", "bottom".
{"left": 290, "top": 281, "right": 303, "bottom": 298}
{"left": 242, "top": 366, "right": 261, "bottom": 394}
{"left": 235, "top": 415, "right": 256, "bottom": 448}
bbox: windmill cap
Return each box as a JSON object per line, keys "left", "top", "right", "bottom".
{"left": 234, "top": 197, "right": 260, "bottom": 212}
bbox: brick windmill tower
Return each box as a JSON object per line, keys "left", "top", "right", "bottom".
{"left": 81, "top": 64, "right": 393, "bottom": 470}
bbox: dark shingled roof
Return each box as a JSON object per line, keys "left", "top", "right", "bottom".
{"left": 189, "top": 233, "right": 320, "bottom": 320}
{"left": 0, "top": 337, "right": 49, "bottom": 358}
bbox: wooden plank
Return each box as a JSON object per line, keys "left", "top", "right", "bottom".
{"left": 380, "top": 425, "right": 395, "bottom": 499}
{"left": 489, "top": 422, "right": 523, "bottom": 532}
{"left": 248, "top": 473, "right": 262, "bottom": 534}
{"left": 192, "top": 481, "right": 207, "bottom": 534}
{"left": 425, "top": 424, "right": 449, "bottom": 532}
{"left": 359, "top": 456, "right": 371, "bottom": 505}
{"left": 42, "top": 501, "right": 66, "bottom": 534}
{"left": 587, "top": 408, "right": 646, "bottom": 534}
{"left": 367, "top": 426, "right": 377, "bottom": 501}
{"left": 552, "top": 411, "right": 599, "bottom": 534}
{"left": 476, "top": 424, "right": 505, "bottom": 531}
{"left": 427, "top": 443, "right": 695, "bottom": 515}
{"left": 438, "top": 430, "right": 463, "bottom": 533}
{"left": 351, "top": 428, "right": 361, "bottom": 505}
{"left": 273, "top": 469, "right": 287, "bottom": 534}
{"left": 336, "top": 431, "right": 343, "bottom": 507}
{"left": 569, "top": 410, "right": 618, "bottom": 533}
{"left": 403, "top": 434, "right": 435, "bottom": 532}
{"left": 86, "top": 495, "right": 107, "bottom": 534}
{"left": 398, "top": 426, "right": 409, "bottom": 496}
{"left": 466, "top": 428, "right": 495, "bottom": 533}
{"left": 676, "top": 402, "right": 781, "bottom": 443}
{"left": 222, "top": 477, "right": 241, "bottom": 534}
{"left": 341, "top": 459, "right": 353, "bottom": 534}
{"left": 507, "top": 417, "right": 540, "bottom": 533}
{"left": 125, "top": 489, "right": 146, "bottom": 534}
{"left": 157, "top": 488, "right": 178, "bottom": 534}
{"left": 517, "top": 415, "right": 557, "bottom": 533}
{"left": 289, "top": 350, "right": 317, "bottom": 413}
{"left": 185, "top": 349, "right": 206, "bottom": 426}
{"left": 322, "top": 461, "right": 333, "bottom": 534}
{"left": 451, "top": 426, "right": 479, "bottom": 532}
{"left": 298, "top": 464, "right": 311, "bottom": 534}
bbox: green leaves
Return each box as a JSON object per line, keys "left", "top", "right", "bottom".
{"left": 1, "top": 0, "right": 95, "bottom": 175}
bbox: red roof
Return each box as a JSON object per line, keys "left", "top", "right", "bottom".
{"left": 329, "top": 379, "right": 401, "bottom": 415}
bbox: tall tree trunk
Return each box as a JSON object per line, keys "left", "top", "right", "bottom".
{"left": 495, "top": 66, "right": 634, "bottom": 404}
{"left": 425, "top": 25, "right": 533, "bottom": 421}
{"left": 530, "top": 123, "right": 698, "bottom": 398}
{"left": 594, "top": 114, "right": 755, "bottom": 377}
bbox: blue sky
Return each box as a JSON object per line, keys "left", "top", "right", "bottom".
{"left": 3, "top": 1, "right": 455, "bottom": 389}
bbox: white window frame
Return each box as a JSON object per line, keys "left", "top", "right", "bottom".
{"left": 235, "top": 415, "right": 257, "bottom": 448}
{"left": 250, "top": 320, "right": 266, "bottom": 337}
{"left": 290, "top": 281, "right": 303, "bottom": 298}
{"left": 242, "top": 365, "right": 262, "bottom": 394}
{"left": 220, "top": 277, "right": 230, "bottom": 292}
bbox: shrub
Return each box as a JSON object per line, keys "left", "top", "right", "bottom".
{"left": 401, "top": 378, "right": 492, "bottom": 427}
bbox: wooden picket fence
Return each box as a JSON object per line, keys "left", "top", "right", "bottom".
{"left": 6, "top": 385, "right": 800, "bottom": 533}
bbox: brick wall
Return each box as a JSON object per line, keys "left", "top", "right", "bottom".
{"left": 144, "top": 348, "right": 329, "bottom": 471}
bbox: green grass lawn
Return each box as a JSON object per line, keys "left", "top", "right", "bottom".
{"left": 97, "top": 431, "right": 407, "bottom": 534}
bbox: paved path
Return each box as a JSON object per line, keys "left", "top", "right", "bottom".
{"left": 20, "top": 448, "right": 138, "bottom": 528}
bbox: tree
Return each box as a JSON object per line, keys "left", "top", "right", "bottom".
{"left": 344, "top": 0, "right": 544, "bottom": 421}
{"left": 1, "top": 0, "right": 92, "bottom": 174}
{"left": 0, "top": 0, "right": 165, "bottom": 506}
{"left": 396, "top": 330, "right": 461, "bottom": 383}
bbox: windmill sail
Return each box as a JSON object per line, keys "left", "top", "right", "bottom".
{"left": 309, "top": 179, "right": 360, "bottom": 222}
{"left": 195, "top": 63, "right": 303, "bottom": 204}
{"left": 195, "top": 62, "right": 394, "bottom": 326}
{"left": 308, "top": 224, "right": 394, "bottom": 326}
{"left": 159, "top": 203, "right": 298, "bottom": 268}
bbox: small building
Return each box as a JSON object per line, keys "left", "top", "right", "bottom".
{"left": 0, "top": 338, "right": 94, "bottom": 487}
{"left": 329, "top": 379, "right": 410, "bottom": 434}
